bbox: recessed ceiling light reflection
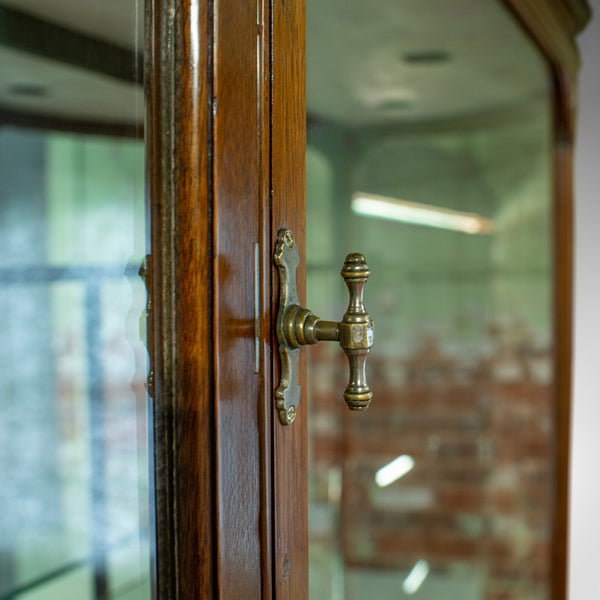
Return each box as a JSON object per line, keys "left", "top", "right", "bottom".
{"left": 9, "top": 84, "right": 49, "bottom": 98}
{"left": 403, "top": 559, "right": 430, "bottom": 595}
{"left": 403, "top": 50, "right": 450, "bottom": 64}
{"left": 375, "top": 454, "right": 414, "bottom": 487}
{"left": 352, "top": 192, "right": 492, "bottom": 234}
{"left": 377, "top": 98, "right": 413, "bottom": 111}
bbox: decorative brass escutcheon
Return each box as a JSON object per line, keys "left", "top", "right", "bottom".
{"left": 273, "top": 228, "right": 374, "bottom": 425}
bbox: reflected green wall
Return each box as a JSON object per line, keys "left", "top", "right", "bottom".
{"left": 307, "top": 104, "right": 553, "bottom": 360}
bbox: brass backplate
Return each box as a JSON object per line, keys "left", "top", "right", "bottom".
{"left": 273, "top": 229, "right": 301, "bottom": 425}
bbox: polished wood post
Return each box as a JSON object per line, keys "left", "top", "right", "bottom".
{"left": 147, "top": 0, "right": 274, "bottom": 597}
{"left": 147, "top": 0, "right": 216, "bottom": 597}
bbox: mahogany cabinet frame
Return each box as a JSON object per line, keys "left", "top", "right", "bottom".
{"left": 145, "top": 0, "right": 590, "bottom": 598}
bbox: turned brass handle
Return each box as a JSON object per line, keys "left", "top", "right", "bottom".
{"left": 274, "top": 229, "right": 374, "bottom": 425}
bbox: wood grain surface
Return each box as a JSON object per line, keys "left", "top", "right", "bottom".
{"left": 147, "top": 0, "right": 216, "bottom": 597}
{"left": 213, "top": 0, "right": 265, "bottom": 597}
{"left": 148, "top": 0, "right": 274, "bottom": 597}
{"left": 271, "top": 0, "right": 308, "bottom": 599}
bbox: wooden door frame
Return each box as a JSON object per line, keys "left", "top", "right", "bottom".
{"left": 145, "top": 0, "right": 589, "bottom": 598}
{"left": 146, "top": 0, "right": 303, "bottom": 597}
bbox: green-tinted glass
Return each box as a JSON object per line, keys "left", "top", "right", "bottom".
{"left": 0, "top": 3, "right": 149, "bottom": 599}
{"left": 307, "top": 1, "right": 554, "bottom": 598}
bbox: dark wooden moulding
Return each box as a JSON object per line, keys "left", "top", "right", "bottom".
{"left": 145, "top": 0, "right": 302, "bottom": 597}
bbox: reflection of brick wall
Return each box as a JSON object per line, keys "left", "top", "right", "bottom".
{"left": 309, "top": 340, "right": 553, "bottom": 600}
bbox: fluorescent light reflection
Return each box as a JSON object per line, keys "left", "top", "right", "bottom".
{"left": 403, "top": 559, "right": 430, "bottom": 595}
{"left": 375, "top": 454, "right": 414, "bottom": 487}
{"left": 352, "top": 192, "right": 492, "bottom": 234}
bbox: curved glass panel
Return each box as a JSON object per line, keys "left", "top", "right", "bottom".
{"left": 307, "top": 1, "right": 554, "bottom": 598}
{"left": 0, "top": 2, "right": 149, "bottom": 598}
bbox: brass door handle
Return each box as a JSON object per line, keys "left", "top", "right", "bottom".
{"left": 274, "top": 228, "right": 374, "bottom": 425}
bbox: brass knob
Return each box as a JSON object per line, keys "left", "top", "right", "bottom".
{"left": 275, "top": 228, "right": 374, "bottom": 419}
{"left": 339, "top": 253, "right": 374, "bottom": 409}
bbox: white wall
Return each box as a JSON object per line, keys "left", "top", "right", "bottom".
{"left": 570, "top": 2, "right": 600, "bottom": 598}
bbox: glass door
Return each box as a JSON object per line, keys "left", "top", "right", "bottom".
{"left": 0, "top": 3, "right": 149, "bottom": 599}
{"left": 306, "top": 1, "right": 556, "bottom": 598}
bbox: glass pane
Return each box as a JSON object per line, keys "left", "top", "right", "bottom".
{"left": 307, "top": 1, "right": 554, "bottom": 599}
{"left": 0, "top": 3, "right": 149, "bottom": 599}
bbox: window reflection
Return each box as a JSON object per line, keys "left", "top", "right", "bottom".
{"left": 0, "top": 111, "right": 147, "bottom": 600}
{"left": 0, "top": 0, "right": 148, "bottom": 596}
